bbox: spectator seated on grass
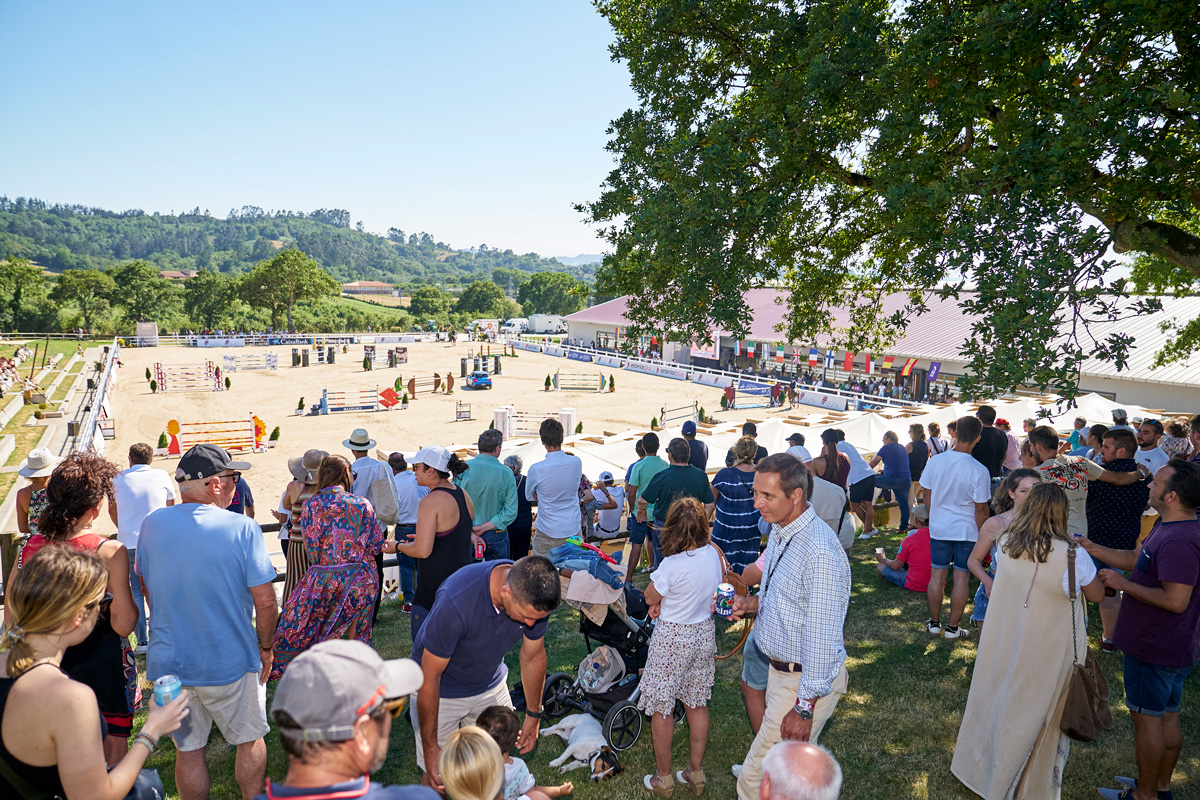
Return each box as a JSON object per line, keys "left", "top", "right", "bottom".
{"left": 874, "top": 504, "right": 932, "bottom": 592}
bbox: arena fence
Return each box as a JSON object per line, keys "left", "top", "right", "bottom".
{"left": 74, "top": 337, "right": 121, "bottom": 455}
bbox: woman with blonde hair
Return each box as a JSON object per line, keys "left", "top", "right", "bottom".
{"left": 952, "top": 483, "right": 1105, "bottom": 799}
{"left": 439, "top": 725, "right": 504, "bottom": 800}
{"left": 1, "top": 546, "right": 189, "bottom": 798}
{"left": 14, "top": 452, "right": 139, "bottom": 766}
{"left": 710, "top": 436, "right": 763, "bottom": 570}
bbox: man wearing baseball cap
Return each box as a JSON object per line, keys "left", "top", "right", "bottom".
{"left": 681, "top": 419, "right": 709, "bottom": 471}
{"left": 785, "top": 432, "right": 812, "bottom": 464}
{"left": 258, "top": 640, "right": 435, "bottom": 800}
{"left": 137, "top": 444, "right": 279, "bottom": 800}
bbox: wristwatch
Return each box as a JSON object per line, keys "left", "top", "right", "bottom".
{"left": 794, "top": 698, "right": 815, "bottom": 720}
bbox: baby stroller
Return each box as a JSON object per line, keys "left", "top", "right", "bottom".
{"left": 537, "top": 583, "right": 684, "bottom": 751}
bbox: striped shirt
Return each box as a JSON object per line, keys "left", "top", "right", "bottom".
{"left": 754, "top": 506, "right": 850, "bottom": 699}
{"left": 712, "top": 467, "right": 762, "bottom": 570}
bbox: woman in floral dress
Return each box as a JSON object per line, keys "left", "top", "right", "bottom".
{"left": 270, "top": 454, "right": 385, "bottom": 679}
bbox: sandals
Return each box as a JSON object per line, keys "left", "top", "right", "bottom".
{"left": 676, "top": 768, "right": 707, "bottom": 796}
{"left": 643, "top": 774, "right": 674, "bottom": 797}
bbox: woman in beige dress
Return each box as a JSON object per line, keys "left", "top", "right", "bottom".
{"left": 951, "top": 483, "right": 1105, "bottom": 799}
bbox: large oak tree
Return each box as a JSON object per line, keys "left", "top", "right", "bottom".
{"left": 583, "top": 0, "right": 1199, "bottom": 398}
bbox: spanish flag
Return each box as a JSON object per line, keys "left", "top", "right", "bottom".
{"left": 900, "top": 358, "right": 918, "bottom": 376}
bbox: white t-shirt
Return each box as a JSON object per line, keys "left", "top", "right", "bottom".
{"left": 837, "top": 441, "right": 875, "bottom": 486}
{"left": 113, "top": 464, "right": 177, "bottom": 548}
{"left": 919, "top": 450, "right": 991, "bottom": 542}
{"left": 276, "top": 489, "right": 290, "bottom": 540}
{"left": 786, "top": 445, "right": 813, "bottom": 463}
{"left": 650, "top": 545, "right": 722, "bottom": 624}
{"left": 1135, "top": 446, "right": 1168, "bottom": 476}
{"left": 392, "top": 470, "right": 429, "bottom": 526}
{"left": 526, "top": 450, "right": 584, "bottom": 539}
{"left": 810, "top": 476, "right": 855, "bottom": 550}
{"left": 596, "top": 485, "right": 626, "bottom": 535}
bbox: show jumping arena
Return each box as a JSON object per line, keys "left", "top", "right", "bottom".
{"left": 100, "top": 338, "right": 904, "bottom": 565}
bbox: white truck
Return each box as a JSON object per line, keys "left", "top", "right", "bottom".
{"left": 500, "top": 318, "right": 528, "bottom": 334}
{"left": 469, "top": 319, "right": 499, "bottom": 336}
{"left": 527, "top": 314, "right": 566, "bottom": 334}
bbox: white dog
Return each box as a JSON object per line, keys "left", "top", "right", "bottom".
{"left": 540, "top": 714, "right": 620, "bottom": 779}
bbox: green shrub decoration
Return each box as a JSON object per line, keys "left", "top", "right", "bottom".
{"left": 157, "top": 432, "right": 169, "bottom": 449}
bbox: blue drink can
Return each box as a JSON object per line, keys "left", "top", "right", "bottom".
{"left": 153, "top": 675, "right": 182, "bottom": 706}
{"left": 153, "top": 674, "right": 191, "bottom": 740}
{"left": 715, "top": 583, "right": 736, "bottom": 618}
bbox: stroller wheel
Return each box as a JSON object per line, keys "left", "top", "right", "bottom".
{"left": 542, "top": 672, "right": 575, "bottom": 720}
{"left": 602, "top": 700, "right": 642, "bottom": 751}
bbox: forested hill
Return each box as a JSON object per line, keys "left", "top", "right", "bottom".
{"left": 0, "top": 197, "right": 595, "bottom": 286}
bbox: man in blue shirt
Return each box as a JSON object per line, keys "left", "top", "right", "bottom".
{"left": 410, "top": 557, "right": 560, "bottom": 793}
{"left": 259, "top": 640, "right": 435, "bottom": 800}
{"left": 869, "top": 431, "right": 913, "bottom": 531}
{"left": 138, "top": 444, "right": 278, "bottom": 800}
{"left": 682, "top": 420, "right": 709, "bottom": 471}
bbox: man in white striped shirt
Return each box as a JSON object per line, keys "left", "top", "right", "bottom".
{"left": 727, "top": 454, "right": 851, "bottom": 800}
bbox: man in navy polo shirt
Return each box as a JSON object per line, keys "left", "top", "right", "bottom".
{"left": 1084, "top": 460, "right": 1200, "bottom": 800}
{"left": 409, "top": 556, "right": 561, "bottom": 793}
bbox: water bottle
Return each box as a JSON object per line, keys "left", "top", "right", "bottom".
{"left": 153, "top": 675, "right": 191, "bottom": 741}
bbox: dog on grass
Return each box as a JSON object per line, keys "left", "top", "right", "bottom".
{"left": 540, "top": 714, "right": 623, "bottom": 781}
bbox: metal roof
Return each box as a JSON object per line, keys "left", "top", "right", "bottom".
{"left": 567, "top": 291, "right": 1200, "bottom": 387}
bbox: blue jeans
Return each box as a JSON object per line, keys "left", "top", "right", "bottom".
{"left": 481, "top": 528, "right": 510, "bottom": 561}
{"left": 410, "top": 604, "right": 430, "bottom": 643}
{"left": 876, "top": 474, "right": 910, "bottom": 529}
{"left": 880, "top": 564, "right": 908, "bottom": 588}
{"left": 128, "top": 548, "right": 147, "bottom": 645}
{"left": 395, "top": 525, "right": 416, "bottom": 604}
{"left": 1124, "top": 652, "right": 1192, "bottom": 717}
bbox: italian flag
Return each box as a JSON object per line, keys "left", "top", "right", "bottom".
{"left": 776, "top": 346, "right": 784, "bottom": 363}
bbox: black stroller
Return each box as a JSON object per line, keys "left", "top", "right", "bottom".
{"left": 536, "top": 584, "right": 684, "bottom": 751}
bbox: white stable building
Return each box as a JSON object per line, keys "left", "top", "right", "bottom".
{"left": 565, "top": 290, "right": 1200, "bottom": 410}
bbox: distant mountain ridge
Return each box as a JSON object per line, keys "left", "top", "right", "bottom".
{"left": 0, "top": 196, "right": 596, "bottom": 286}
{"left": 554, "top": 254, "right": 605, "bottom": 267}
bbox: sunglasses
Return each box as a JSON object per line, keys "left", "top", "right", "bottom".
{"left": 383, "top": 697, "right": 409, "bottom": 719}
{"left": 209, "top": 471, "right": 241, "bottom": 485}
{"left": 87, "top": 592, "right": 114, "bottom": 613}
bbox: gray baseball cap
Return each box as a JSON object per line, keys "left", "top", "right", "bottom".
{"left": 271, "top": 640, "right": 423, "bottom": 742}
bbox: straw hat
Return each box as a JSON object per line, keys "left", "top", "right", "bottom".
{"left": 287, "top": 449, "right": 327, "bottom": 485}
{"left": 19, "top": 447, "right": 62, "bottom": 478}
{"left": 342, "top": 428, "right": 377, "bottom": 450}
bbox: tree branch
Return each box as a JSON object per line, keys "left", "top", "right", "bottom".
{"left": 1076, "top": 200, "right": 1200, "bottom": 279}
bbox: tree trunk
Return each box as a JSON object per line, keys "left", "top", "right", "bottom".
{"left": 286, "top": 303, "right": 294, "bottom": 333}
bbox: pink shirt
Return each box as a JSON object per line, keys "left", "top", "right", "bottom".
{"left": 896, "top": 528, "right": 932, "bottom": 592}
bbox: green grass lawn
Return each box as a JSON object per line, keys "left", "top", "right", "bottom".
{"left": 134, "top": 539, "right": 1198, "bottom": 799}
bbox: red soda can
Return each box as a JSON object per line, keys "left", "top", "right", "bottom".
{"left": 475, "top": 540, "right": 485, "bottom": 560}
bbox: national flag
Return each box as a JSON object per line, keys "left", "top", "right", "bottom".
{"left": 927, "top": 361, "right": 942, "bottom": 382}
{"left": 864, "top": 354, "right": 873, "bottom": 374}
{"left": 825, "top": 351, "right": 835, "bottom": 369}
{"left": 734, "top": 340, "right": 741, "bottom": 356}
{"left": 747, "top": 341, "right": 755, "bottom": 357}
{"left": 843, "top": 352, "right": 854, "bottom": 371}
{"left": 882, "top": 355, "right": 895, "bottom": 371}
{"left": 776, "top": 346, "right": 784, "bottom": 363}
{"left": 809, "top": 347, "right": 819, "bottom": 367}
{"left": 900, "top": 358, "right": 918, "bottom": 376}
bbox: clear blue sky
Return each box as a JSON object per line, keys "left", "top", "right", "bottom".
{"left": 0, "top": 1, "right": 635, "bottom": 258}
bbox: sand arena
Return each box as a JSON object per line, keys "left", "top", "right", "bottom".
{"left": 100, "top": 340, "right": 767, "bottom": 561}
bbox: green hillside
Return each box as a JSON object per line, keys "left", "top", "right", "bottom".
{"left": 0, "top": 196, "right": 595, "bottom": 286}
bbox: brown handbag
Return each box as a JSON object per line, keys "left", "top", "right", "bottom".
{"left": 1060, "top": 545, "right": 1114, "bottom": 742}
{"left": 710, "top": 543, "right": 752, "bottom": 660}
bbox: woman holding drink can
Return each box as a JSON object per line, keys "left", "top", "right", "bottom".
{"left": 637, "top": 497, "right": 723, "bottom": 797}
{"left": 0, "top": 546, "right": 189, "bottom": 798}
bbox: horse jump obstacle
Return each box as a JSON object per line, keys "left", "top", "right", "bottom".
{"left": 553, "top": 371, "right": 603, "bottom": 391}
{"left": 154, "top": 361, "right": 220, "bottom": 392}
{"left": 726, "top": 380, "right": 772, "bottom": 410}
{"left": 222, "top": 353, "right": 278, "bottom": 372}
{"left": 660, "top": 401, "right": 699, "bottom": 427}
{"left": 320, "top": 387, "right": 382, "bottom": 414}
{"left": 403, "top": 373, "right": 454, "bottom": 398}
{"left": 292, "top": 347, "right": 336, "bottom": 367}
{"left": 455, "top": 401, "right": 472, "bottom": 421}
{"left": 362, "top": 346, "right": 406, "bottom": 370}
{"left": 493, "top": 406, "right": 577, "bottom": 440}
{"left": 165, "top": 415, "right": 266, "bottom": 455}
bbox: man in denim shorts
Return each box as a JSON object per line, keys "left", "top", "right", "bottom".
{"left": 918, "top": 417, "right": 991, "bottom": 640}
{"left": 1085, "top": 460, "right": 1200, "bottom": 800}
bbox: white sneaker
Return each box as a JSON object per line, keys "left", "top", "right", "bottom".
{"left": 134, "top": 643, "right": 148, "bottom": 655}
{"left": 858, "top": 531, "right": 874, "bottom": 540}
{"left": 943, "top": 626, "right": 970, "bottom": 640}
{"left": 731, "top": 764, "right": 742, "bottom": 778}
